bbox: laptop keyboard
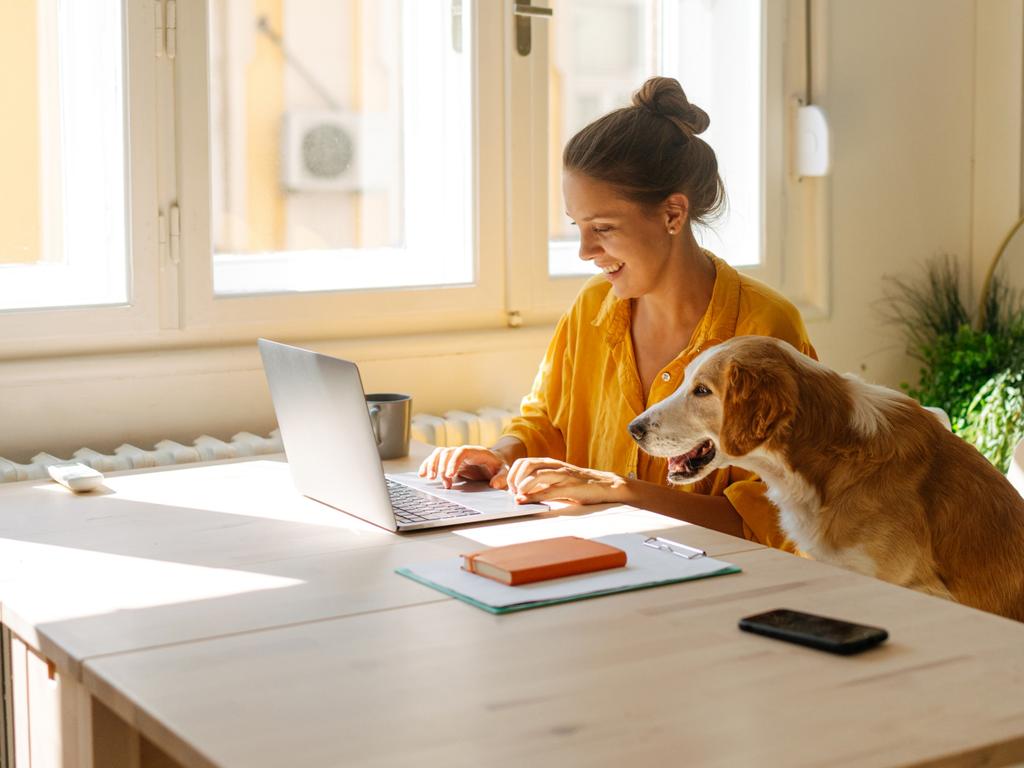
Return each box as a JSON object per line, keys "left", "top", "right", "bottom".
{"left": 386, "top": 479, "right": 481, "bottom": 526}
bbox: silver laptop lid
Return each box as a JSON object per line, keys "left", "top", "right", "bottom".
{"left": 258, "top": 338, "right": 398, "bottom": 532}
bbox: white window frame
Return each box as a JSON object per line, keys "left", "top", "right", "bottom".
{"left": 0, "top": 0, "right": 161, "bottom": 357}
{"left": 0, "top": 0, "right": 824, "bottom": 358}
{"left": 172, "top": 0, "right": 508, "bottom": 344}
{"left": 506, "top": 0, "right": 828, "bottom": 325}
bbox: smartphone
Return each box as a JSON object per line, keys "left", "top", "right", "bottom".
{"left": 738, "top": 608, "right": 889, "bottom": 655}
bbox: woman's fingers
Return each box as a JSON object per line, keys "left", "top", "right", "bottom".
{"left": 418, "top": 445, "right": 507, "bottom": 489}
{"left": 510, "top": 463, "right": 623, "bottom": 505}
{"left": 506, "top": 457, "right": 567, "bottom": 494}
{"left": 442, "top": 446, "right": 482, "bottom": 488}
{"left": 488, "top": 462, "right": 510, "bottom": 490}
{"left": 513, "top": 468, "right": 575, "bottom": 502}
{"left": 417, "top": 447, "right": 448, "bottom": 479}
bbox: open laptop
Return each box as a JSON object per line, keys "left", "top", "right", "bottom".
{"left": 257, "top": 339, "right": 547, "bottom": 531}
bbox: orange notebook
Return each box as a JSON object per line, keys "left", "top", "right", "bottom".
{"left": 461, "top": 536, "right": 628, "bottom": 586}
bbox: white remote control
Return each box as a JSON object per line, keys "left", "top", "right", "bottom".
{"left": 47, "top": 462, "right": 105, "bottom": 493}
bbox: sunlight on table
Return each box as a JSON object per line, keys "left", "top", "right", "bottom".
{"left": 453, "top": 506, "right": 688, "bottom": 547}
{"left": 0, "top": 539, "right": 302, "bottom": 624}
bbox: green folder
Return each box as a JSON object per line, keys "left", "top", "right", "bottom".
{"left": 395, "top": 532, "right": 741, "bottom": 614}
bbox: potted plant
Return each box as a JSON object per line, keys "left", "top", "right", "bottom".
{"left": 883, "top": 248, "right": 1024, "bottom": 472}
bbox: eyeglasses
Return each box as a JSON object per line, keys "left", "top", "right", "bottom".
{"left": 642, "top": 536, "right": 706, "bottom": 560}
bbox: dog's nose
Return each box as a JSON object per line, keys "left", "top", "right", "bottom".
{"left": 628, "top": 418, "right": 647, "bottom": 442}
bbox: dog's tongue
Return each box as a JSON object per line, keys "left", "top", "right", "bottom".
{"left": 668, "top": 454, "right": 688, "bottom": 473}
{"left": 669, "top": 440, "right": 712, "bottom": 473}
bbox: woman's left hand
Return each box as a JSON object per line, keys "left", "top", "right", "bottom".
{"left": 505, "top": 457, "right": 629, "bottom": 505}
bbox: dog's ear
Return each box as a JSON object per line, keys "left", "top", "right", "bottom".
{"left": 720, "top": 357, "right": 795, "bottom": 456}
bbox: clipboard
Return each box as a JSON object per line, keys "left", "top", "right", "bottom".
{"left": 395, "top": 532, "right": 741, "bottom": 614}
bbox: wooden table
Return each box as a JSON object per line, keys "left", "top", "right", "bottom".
{"left": 0, "top": 445, "right": 759, "bottom": 767}
{"left": 3, "top": 447, "right": 1024, "bottom": 767}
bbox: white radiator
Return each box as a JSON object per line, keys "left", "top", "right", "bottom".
{"left": 0, "top": 431, "right": 285, "bottom": 483}
{"left": 0, "top": 408, "right": 516, "bottom": 484}
{"left": 411, "top": 408, "right": 516, "bottom": 448}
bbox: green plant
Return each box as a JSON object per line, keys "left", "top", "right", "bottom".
{"left": 882, "top": 256, "right": 1024, "bottom": 471}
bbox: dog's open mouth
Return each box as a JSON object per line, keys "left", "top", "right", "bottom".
{"left": 667, "top": 439, "right": 717, "bottom": 481}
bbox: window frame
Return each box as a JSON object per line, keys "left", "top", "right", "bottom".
{"left": 173, "top": 0, "right": 509, "bottom": 344}
{"left": 0, "top": 0, "right": 161, "bottom": 358}
{"left": 505, "top": 0, "right": 813, "bottom": 326}
{"left": 0, "top": 0, "right": 825, "bottom": 358}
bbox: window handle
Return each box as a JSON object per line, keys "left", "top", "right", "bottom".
{"left": 513, "top": 3, "right": 553, "bottom": 17}
{"left": 514, "top": 1, "right": 553, "bottom": 56}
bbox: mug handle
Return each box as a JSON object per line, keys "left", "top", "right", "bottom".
{"left": 368, "top": 405, "right": 383, "bottom": 446}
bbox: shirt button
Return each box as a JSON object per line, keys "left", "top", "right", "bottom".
{"left": 627, "top": 471, "right": 636, "bottom": 479}
{"left": 661, "top": 372, "right": 672, "bottom": 382}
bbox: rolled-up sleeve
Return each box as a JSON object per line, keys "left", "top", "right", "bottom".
{"left": 502, "top": 314, "right": 571, "bottom": 460}
{"left": 722, "top": 469, "right": 800, "bottom": 552}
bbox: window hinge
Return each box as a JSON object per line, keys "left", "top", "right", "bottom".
{"left": 169, "top": 204, "right": 181, "bottom": 265}
{"left": 159, "top": 209, "right": 168, "bottom": 263}
{"left": 166, "top": 0, "right": 177, "bottom": 59}
{"left": 451, "top": 0, "right": 463, "bottom": 54}
{"left": 158, "top": 206, "right": 181, "bottom": 266}
{"left": 154, "top": 0, "right": 164, "bottom": 57}
{"left": 507, "top": 310, "right": 523, "bottom": 328}
{"left": 155, "top": 0, "right": 177, "bottom": 58}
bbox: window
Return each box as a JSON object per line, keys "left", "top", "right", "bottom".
{"left": 176, "top": 0, "right": 504, "bottom": 341}
{"left": 0, "top": 1, "right": 128, "bottom": 311}
{"left": 509, "top": 0, "right": 789, "bottom": 322}
{"left": 0, "top": 0, "right": 813, "bottom": 354}
{"left": 207, "top": 1, "right": 474, "bottom": 296}
{"left": 547, "top": 0, "right": 764, "bottom": 278}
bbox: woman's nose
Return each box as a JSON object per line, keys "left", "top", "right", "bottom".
{"left": 578, "top": 234, "right": 602, "bottom": 261}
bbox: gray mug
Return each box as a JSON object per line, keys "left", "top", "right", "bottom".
{"left": 366, "top": 393, "right": 412, "bottom": 460}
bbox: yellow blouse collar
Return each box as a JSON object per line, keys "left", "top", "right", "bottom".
{"left": 590, "top": 252, "right": 742, "bottom": 353}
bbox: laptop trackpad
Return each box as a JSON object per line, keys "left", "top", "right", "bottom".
{"left": 387, "top": 471, "right": 548, "bottom": 514}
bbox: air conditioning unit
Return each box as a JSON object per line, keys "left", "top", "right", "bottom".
{"left": 280, "top": 110, "right": 394, "bottom": 192}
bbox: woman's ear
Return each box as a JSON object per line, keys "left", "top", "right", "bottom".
{"left": 663, "top": 193, "right": 689, "bottom": 234}
{"left": 720, "top": 358, "right": 795, "bottom": 456}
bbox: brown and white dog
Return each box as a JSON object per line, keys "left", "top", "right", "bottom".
{"left": 629, "top": 335, "right": 1024, "bottom": 621}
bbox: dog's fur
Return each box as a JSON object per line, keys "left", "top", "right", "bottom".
{"left": 630, "top": 335, "right": 1024, "bottom": 621}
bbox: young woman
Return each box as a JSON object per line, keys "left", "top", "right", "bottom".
{"left": 419, "top": 77, "right": 815, "bottom": 549}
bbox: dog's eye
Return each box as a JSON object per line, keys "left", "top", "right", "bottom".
{"left": 693, "top": 384, "right": 712, "bottom": 397}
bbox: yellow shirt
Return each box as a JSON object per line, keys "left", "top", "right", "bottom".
{"left": 503, "top": 254, "right": 817, "bottom": 551}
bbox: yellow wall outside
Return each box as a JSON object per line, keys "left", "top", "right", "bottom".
{"left": 246, "top": 0, "right": 286, "bottom": 251}
{"left": 0, "top": 2, "right": 42, "bottom": 265}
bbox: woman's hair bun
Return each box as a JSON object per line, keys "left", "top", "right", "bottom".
{"left": 632, "top": 76, "right": 710, "bottom": 137}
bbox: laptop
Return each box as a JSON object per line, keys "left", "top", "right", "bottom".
{"left": 257, "top": 339, "right": 547, "bottom": 531}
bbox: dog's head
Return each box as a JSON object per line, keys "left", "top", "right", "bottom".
{"left": 628, "top": 336, "right": 800, "bottom": 484}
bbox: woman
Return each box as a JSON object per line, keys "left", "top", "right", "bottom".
{"left": 419, "top": 77, "right": 815, "bottom": 549}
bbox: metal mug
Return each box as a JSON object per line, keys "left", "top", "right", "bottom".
{"left": 366, "top": 393, "right": 412, "bottom": 460}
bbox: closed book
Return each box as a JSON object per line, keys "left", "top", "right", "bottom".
{"left": 461, "top": 536, "right": 627, "bottom": 585}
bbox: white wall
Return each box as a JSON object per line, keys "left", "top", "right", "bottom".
{"left": 0, "top": 0, "right": 1021, "bottom": 463}
{"left": 807, "top": 0, "right": 978, "bottom": 386}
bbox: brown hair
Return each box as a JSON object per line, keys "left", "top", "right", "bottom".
{"left": 563, "top": 76, "right": 726, "bottom": 225}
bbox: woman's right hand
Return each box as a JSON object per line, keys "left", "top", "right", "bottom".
{"left": 418, "top": 445, "right": 510, "bottom": 490}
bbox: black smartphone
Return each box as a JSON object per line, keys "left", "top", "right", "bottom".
{"left": 738, "top": 608, "right": 889, "bottom": 655}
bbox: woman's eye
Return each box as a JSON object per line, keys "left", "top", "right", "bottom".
{"left": 593, "top": 226, "right": 611, "bottom": 234}
{"left": 693, "top": 384, "right": 711, "bottom": 396}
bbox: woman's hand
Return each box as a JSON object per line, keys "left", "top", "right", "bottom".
{"left": 505, "top": 458, "right": 629, "bottom": 505}
{"left": 418, "top": 445, "right": 510, "bottom": 489}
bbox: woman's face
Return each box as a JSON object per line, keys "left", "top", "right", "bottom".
{"left": 562, "top": 171, "right": 677, "bottom": 300}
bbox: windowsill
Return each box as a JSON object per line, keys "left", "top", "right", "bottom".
{"left": 0, "top": 324, "right": 557, "bottom": 386}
